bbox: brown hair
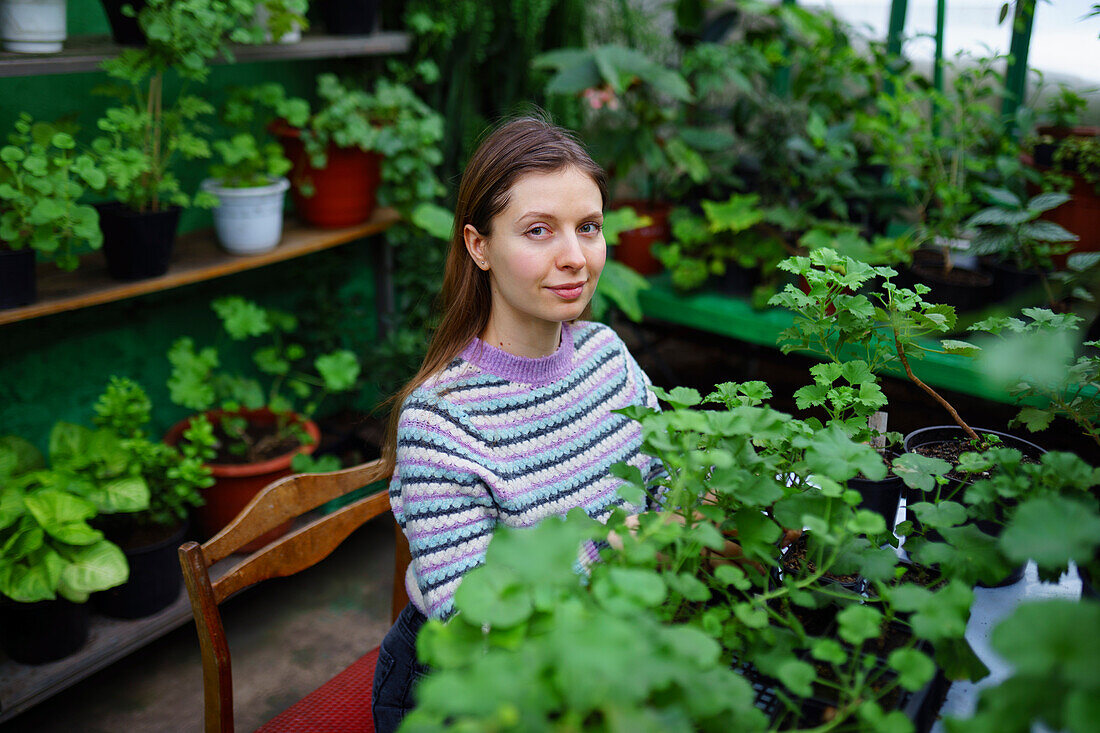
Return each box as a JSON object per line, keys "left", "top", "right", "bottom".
{"left": 382, "top": 115, "right": 608, "bottom": 469}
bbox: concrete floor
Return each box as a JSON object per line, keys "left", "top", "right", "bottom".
{"left": 3, "top": 515, "right": 395, "bottom": 733}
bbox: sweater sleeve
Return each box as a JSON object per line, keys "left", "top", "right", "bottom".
{"left": 389, "top": 393, "right": 499, "bottom": 621}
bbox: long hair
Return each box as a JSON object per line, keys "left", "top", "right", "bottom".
{"left": 382, "top": 116, "right": 608, "bottom": 470}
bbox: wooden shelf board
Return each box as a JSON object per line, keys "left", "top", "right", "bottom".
{"left": 0, "top": 32, "right": 410, "bottom": 77}
{"left": 0, "top": 208, "right": 399, "bottom": 326}
{"left": 0, "top": 552, "right": 240, "bottom": 724}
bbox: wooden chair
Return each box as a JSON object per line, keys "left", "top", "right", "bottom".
{"left": 179, "top": 459, "right": 411, "bottom": 733}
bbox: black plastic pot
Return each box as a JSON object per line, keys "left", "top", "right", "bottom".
{"left": 93, "top": 522, "right": 188, "bottom": 619}
{"left": 99, "top": 0, "right": 147, "bottom": 45}
{"left": 0, "top": 247, "right": 36, "bottom": 309}
{"left": 903, "top": 251, "right": 994, "bottom": 314}
{"left": 320, "top": 0, "right": 380, "bottom": 34}
{"left": 98, "top": 203, "right": 181, "bottom": 281}
{"left": 850, "top": 467, "right": 904, "bottom": 533}
{"left": 903, "top": 426, "right": 1045, "bottom": 588}
{"left": 981, "top": 256, "right": 1045, "bottom": 304}
{"left": 0, "top": 597, "right": 90, "bottom": 665}
{"left": 711, "top": 262, "right": 761, "bottom": 296}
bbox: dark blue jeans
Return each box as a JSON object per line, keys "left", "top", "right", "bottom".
{"left": 372, "top": 602, "right": 430, "bottom": 733}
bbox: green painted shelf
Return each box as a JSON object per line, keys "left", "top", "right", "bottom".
{"left": 638, "top": 278, "right": 1017, "bottom": 405}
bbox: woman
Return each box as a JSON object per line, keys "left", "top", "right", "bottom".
{"left": 370, "top": 116, "right": 663, "bottom": 732}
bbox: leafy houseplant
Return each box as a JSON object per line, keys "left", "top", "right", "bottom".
{"left": 965, "top": 188, "right": 1077, "bottom": 307}
{"left": 201, "top": 88, "right": 295, "bottom": 254}
{"left": 972, "top": 308, "right": 1100, "bottom": 450}
{"left": 534, "top": 44, "right": 706, "bottom": 275}
{"left": 89, "top": 0, "right": 260, "bottom": 280}
{"left": 254, "top": 0, "right": 307, "bottom": 42}
{"left": 0, "top": 432, "right": 141, "bottom": 663}
{"left": 402, "top": 379, "right": 1027, "bottom": 731}
{"left": 0, "top": 115, "right": 106, "bottom": 308}
{"left": 263, "top": 73, "right": 445, "bottom": 227}
{"left": 86, "top": 376, "right": 214, "bottom": 617}
{"left": 165, "top": 295, "right": 360, "bottom": 540}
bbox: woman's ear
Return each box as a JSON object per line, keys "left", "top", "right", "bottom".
{"left": 464, "top": 224, "right": 490, "bottom": 270}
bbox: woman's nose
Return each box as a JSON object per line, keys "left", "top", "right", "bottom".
{"left": 557, "top": 232, "right": 586, "bottom": 270}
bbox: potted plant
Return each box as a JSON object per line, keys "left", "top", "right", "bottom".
{"left": 89, "top": 0, "right": 260, "bottom": 280}
{"left": 260, "top": 73, "right": 444, "bottom": 228}
{"left": 0, "top": 434, "right": 139, "bottom": 664}
{"left": 0, "top": 0, "right": 66, "bottom": 53}
{"left": 163, "top": 295, "right": 360, "bottom": 543}
{"left": 971, "top": 308, "right": 1100, "bottom": 451}
{"left": 965, "top": 187, "right": 1078, "bottom": 306}
{"left": 860, "top": 55, "right": 1029, "bottom": 312}
{"left": 80, "top": 377, "right": 215, "bottom": 618}
{"left": 318, "top": 0, "right": 378, "bottom": 35}
{"left": 399, "top": 381, "right": 997, "bottom": 730}
{"left": 0, "top": 115, "right": 106, "bottom": 308}
{"left": 1028, "top": 134, "right": 1100, "bottom": 262}
{"left": 254, "top": 0, "right": 307, "bottom": 42}
{"left": 534, "top": 45, "right": 706, "bottom": 275}
{"left": 201, "top": 88, "right": 295, "bottom": 255}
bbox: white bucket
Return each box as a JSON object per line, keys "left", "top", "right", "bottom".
{"left": 0, "top": 0, "right": 67, "bottom": 53}
{"left": 202, "top": 177, "right": 290, "bottom": 255}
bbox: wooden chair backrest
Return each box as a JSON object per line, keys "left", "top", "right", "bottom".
{"left": 178, "top": 459, "right": 410, "bottom": 733}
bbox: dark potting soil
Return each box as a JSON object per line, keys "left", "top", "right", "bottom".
{"left": 781, "top": 534, "right": 862, "bottom": 585}
{"left": 911, "top": 439, "right": 1039, "bottom": 481}
{"left": 209, "top": 421, "right": 303, "bottom": 465}
{"left": 93, "top": 514, "right": 183, "bottom": 550}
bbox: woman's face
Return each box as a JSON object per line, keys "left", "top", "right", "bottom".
{"left": 464, "top": 166, "right": 606, "bottom": 344}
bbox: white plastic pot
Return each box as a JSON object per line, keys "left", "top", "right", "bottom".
{"left": 0, "top": 0, "right": 66, "bottom": 53}
{"left": 202, "top": 177, "right": 290, "bottom": 255}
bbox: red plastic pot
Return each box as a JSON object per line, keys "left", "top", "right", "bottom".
{"left": 165, "top": 408, "right": 320, "bottom": 550}
{"left": 612, "top": 200, "right": 670, "bottom": 276}
{"left": 272, "top": 121, "right": 381, "bottom": 229}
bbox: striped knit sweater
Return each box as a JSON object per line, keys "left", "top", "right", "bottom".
{"left": 389, "top": 321, "right": 662, "bottom": 620}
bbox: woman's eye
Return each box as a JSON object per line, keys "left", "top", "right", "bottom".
{"left": 580, "top": 222, "right": 602, "bottom": 234}
{"left": 527, "top": 226, "right": 549, "bottom": 237}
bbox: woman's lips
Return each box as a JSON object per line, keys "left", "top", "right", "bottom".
{"left": 547, "top": 282, "right": 585, "bottom": 300}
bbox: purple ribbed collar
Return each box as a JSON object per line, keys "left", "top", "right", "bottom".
{"left": 460, "top": 323, "right": 575, "bottom": 386}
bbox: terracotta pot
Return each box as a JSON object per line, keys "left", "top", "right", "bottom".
{"left": 1022, "top": 151, "right": 1100, "bottom": 265}
{"left": 611, "top": 200, "right": 670, "bottom": 276}
{"left": 164, "top": 408, "right": 320, "bottom": 550}
{"left": 272, "top": 121, "right": 381, "bottom": 228}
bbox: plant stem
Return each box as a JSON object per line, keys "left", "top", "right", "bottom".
{"left": 893, "top": 327, "right": 980, "bottom": 441}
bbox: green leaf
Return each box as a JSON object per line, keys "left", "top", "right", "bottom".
{"left": 606, "top": 567, "right": 667, "bottom": 607}
{"left": 909, "top": 501, "right": 967, "bottom": 529}
{"left": 888, "top": 648, "right": 936, "bottom": 691}
{"left": 212, "top": 297, "right": 270, "bottom": 339}
{"left": 315, "top": 350, "right": 360, "bottom": 391}
{"left": 0, "top": 435, "right": 45, "bottom": 479}
{"left": 837, "top": 604, "right": 882, "bottom": 646}
{"left": 811, "top": 638, "right": 847, "bottom": 665}
{"left": 59, "top": 539, "right": 128, "bottom": 600}
{"left": 649, "top": 386, "right": 702, "bottom": 409}
{"left": 410, "top": 202, "right": 453, "bottom": 241}
{"left": 803, "top": 423, "right": 887, "bottom": 482}
{"left": 892, "top": 452, "right": 951, "bottom": 493}
{"left": 665, "top": 571, "right": 710, "bottom": 602}
{"left": 1000, "top": 496, "right": 1100, "bottom": 571}
{"left": 991, "top": 600, "right": 1100, "bottom": 681}
{"left": 776, "top": 659, "right": 816, "bottom": 697}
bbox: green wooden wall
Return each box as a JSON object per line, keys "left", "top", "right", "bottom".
{"left": 1, "top": 4, "right": 390, "bottom": 452}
